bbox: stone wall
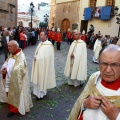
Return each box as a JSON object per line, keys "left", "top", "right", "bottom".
{"left": 55, "top": 1, "right": 80, "bottom": 30}
{"left": 0, "top": 0, "right": 17, "bottom": 27}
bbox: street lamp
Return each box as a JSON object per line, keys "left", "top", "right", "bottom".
{"left": 44, "top": 14, "right": 49, "bottom": 28}
{"left": 114, "top": 6, "right": 120, "bottom": 37}
{"left": 30, "top": 2, "right": 34, "bottom": 29}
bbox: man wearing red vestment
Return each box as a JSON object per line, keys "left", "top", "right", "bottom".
{"left": 47, "top": 28, "right": 52, "bottom": 41}
{"left": 80, "top": 30, "right": 86, "bottom": 43}
{"left": 51, "top": 28, "right": 56, "bottom": 45}
{"left": 56, "top": 28, "right": 62, "bottom": 50}
{"left": 66, "top": 28, "right": 72, "bottom": 45}
{"left": 68, "top": 44, "right": 120, "bottom": 120}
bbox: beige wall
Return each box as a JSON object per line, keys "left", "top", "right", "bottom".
{"left": 79, "top": 0, "right": 120, "bottom": 37}
{"left": 49, "top": 0, "right": 56, "bottom": 28}
{"left": 55, "top": 1, "right": 80, "bottom": 30}
{"left": 54, "top": 0, "right": 120, "bottom": 37}
{"left": 0, "top": 0, "right": 17, "bottom": 27}
{"left": 56, "top": 0, "right": 79, "bottom": 4}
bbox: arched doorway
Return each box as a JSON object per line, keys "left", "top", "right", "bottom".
{"left": 61, "top": 19, "right": 70, "bottom": 32}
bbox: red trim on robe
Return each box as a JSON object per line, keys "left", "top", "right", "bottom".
{"left": 6, "top": 93, "right": 19, "bottom": 113}
{"left": 101, "top": 78, "right": 120, "bottom": 90}
{"left": 12, "top": 48, "right": 21, "bottom": 55}
{"left": 3, "top": 50, "right": 21, "bottom": 114}
{"left": 79, "top": 78, "right": 120, "bottom": 120}
{"left": 79, "top": 111, "right": 83, "bottom": 120}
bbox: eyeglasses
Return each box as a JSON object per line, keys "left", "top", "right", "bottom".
{"left": 99, "top": 61, "right": 120, "bottom": 69}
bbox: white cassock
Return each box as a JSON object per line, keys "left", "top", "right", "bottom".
{"left": 31, "top": 40, "right": 56, "bottom": 98}
{"left": 64, "top": 39, "right": 87, "bottom": 87}
{"left": 93, "top": 39, "right": 102, "bottom": 63}
{"left": 116, "top": 39, "right": 120, "bottom": 46}
{"left": 83, "top": 76, "right": 120, "bottom": 120}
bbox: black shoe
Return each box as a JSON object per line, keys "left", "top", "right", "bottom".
{"left": 36, "top": 97, "right": 41, "bottom": 101}
{"left": 80, "top": 83, "right": 84, "bottom": 87}
{"left": 7, "top": 112, "right": 14, "bottom": 118}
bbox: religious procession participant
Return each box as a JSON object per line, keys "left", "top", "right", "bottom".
{"left": 31, "top": 31, "right": 56, "bottom": 100}
{"left": 56, "top": 28, "right": 62, "bottom": 50}
{"left": 68, "top": 44, "right": 120, "bottom": 120}
{"left": 66, "top": 28, "right": 72, "bottom": 45}
{"left": 47, "top": 28, "right": 52, "bottom": 41}
{"left": 51, "top": 28, "right": 56, "bottom": 45}
{"left": 116, "top": 39, "right": 120, "bottom": 46}
{"left": 0, "top": 40, "right": 33, "bottom": 118}
{"left": 64, "top": 29, "right": 87, "bottom": 87}
{"left": 80, "top": 30, "right": 86, "bottom": 43}
{"left": 93, "top": 36, "right": 102, "bottom": 63}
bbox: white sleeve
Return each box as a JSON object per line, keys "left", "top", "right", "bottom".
{"left": 116, "top": 113, "right": 120, "bottom": 120}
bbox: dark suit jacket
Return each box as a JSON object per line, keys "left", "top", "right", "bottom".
{"left": 1, "top": 35, "right": 13, "bottom": 53}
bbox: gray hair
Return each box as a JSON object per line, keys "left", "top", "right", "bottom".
{"left": 10, "top": 40, "right": 19, "bottom": 47}
{"left": 99, "top": 44, "right": 120, "bottom": 58}
{"left": 4, "top": 30, "right": 9, "bottom": 34}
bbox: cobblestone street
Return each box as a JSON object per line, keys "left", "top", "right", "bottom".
{"left": 0, "top": 41, "right": 99, "bottom": 120}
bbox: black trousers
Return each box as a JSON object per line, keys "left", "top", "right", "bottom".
{"left": 48, "top": 38, "right": 51, "bottom": 41}
{"left": 56, "top": 42, "right": 61, "bottom": 50}
{"left": 52, "top": 40, "right": 55, "bottom": 45}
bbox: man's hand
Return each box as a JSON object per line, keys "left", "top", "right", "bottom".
{"left": 71, "top": 54, "right": 74, "bottom": 59}
{"left": 34, "top": 57, "right": 36, "bottom": 61}
{"left": 101, "top": 96, "right": 119, "bottom": 120}
{"left": 83, "top": 96, "right": 102, "bottom": 109}
{"left": 1, "top": 67, "right": 7, "bottom": 74}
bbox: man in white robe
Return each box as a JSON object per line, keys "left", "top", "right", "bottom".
{"left": 0, "top": 40, "right": 33, "bottom": 117}
{"left": 116, "top": 39, "right": 120, "bottom": 46}
{"left": 68, "top": 44, "right": 120, "bottom": 120}
{"left": 93, "top": 36, "right": 102, "bottom": 63}
{"left": 31, "top": 31, "right": 56, "bottom": 99}
{"left": 64, "top": 29, "right": 87, "bottom": 87}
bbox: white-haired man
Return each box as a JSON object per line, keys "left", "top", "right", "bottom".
{"left": 68, "top": 44, "right": 120, "bottom": 120}
{"left": 0, "top": 40, "right": 33, "bottom": 117}
{"left": 64, "top": 29, "right": 87, "bottom": 87}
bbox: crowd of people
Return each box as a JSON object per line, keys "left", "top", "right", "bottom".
{"left": 0, "top": 26, "right": 41, "bottom": 60}
{"left": 0, "top": 24, "right": 120, "bottom": 120}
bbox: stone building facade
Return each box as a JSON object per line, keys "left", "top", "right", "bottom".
{"left": 49, "top": 0, "right": 56, "bottom": 29}
{"left": 0, "top": 0, "right": 17, "bottom": 27}
{"left": 51, "top": 0, "right": 120, "bottom": 37}
{"left": 55, "top": 0, "right": 80, "bottom": 32}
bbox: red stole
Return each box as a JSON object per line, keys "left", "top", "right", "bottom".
{"left": 101, "top": 78, "right": 120, "bottom": 90}
{"left": 79, "top": 77, "right": 120, "bottom": 120}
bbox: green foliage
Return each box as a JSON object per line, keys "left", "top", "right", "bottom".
{"left": 39, "top": 22, "right": 47, "bottom": 28}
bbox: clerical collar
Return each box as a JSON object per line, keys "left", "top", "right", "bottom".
{"left": 42, "top": 39, "right": 48, "bottom": 43}
{"left": 12, "top": 48, "right": 21, "bottom": 55}
{"left": 101, "top": 77, "right": 120, "bottom": 90}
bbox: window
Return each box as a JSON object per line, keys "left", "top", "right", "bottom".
{"left": 106, "top": 0, "right": 115, "bottom": 16}
{"left": 106, "top": 0, "right": 115, "bottom": 6}
{"left": 90, "top": 0, "right": 97, "bottom": 7}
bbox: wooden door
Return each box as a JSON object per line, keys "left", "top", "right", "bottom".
{"left": 80, "top": 20, "right": 88, "bottom": 33}
{"left": 61, "top": 19, "right": 70, "bottom": 32}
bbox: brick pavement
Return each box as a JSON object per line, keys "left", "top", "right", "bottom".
{"left": 0, "top": 41, "right": 99, "bottom": 120}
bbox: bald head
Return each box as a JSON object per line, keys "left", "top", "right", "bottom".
{"left": 8, "top": 40, "right": 19, "bottom": 53}
{"left": 10, "top": 40, "right": 19, "bottom": 47}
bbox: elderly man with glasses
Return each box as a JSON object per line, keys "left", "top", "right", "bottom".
{"left": 68, "top": 44, "right": 120, "bottom": 120}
